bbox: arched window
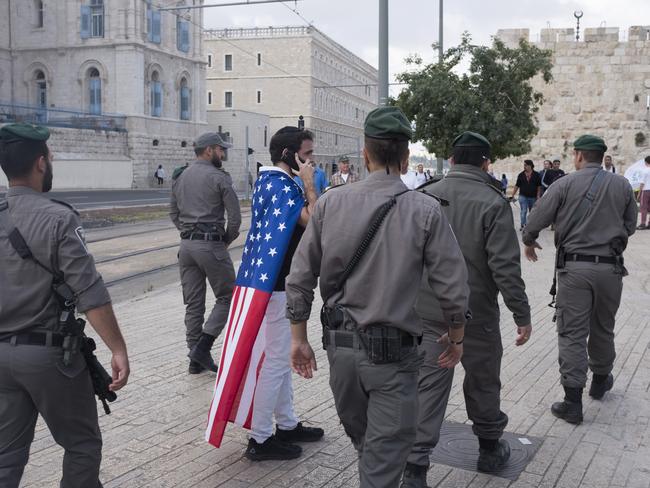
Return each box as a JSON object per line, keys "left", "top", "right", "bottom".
{"left": 34, "top": 70, "right": 47, "bottom": 122}
{"left": 150, "top": 71, "right": 162, "bottom": 117}
{"left": 88, "top": 68, "right": 101, "bottom": 115}
{"left": 180, "top": 77, "right": 190, "bottom": 120}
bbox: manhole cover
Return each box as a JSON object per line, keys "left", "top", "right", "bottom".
{"left": 429, "top": 421, "right": 542, "bottom": 481}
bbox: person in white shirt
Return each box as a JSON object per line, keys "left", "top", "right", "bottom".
{"left": 414, "top": 164, "right": 427, "bottom": 187}
{"left": 400, "top": 166, "right": 418, "bottom": 189}
{"left": 637, "top": 156, "right": 650, "bottom": 229}
{"left": 603, "top": 155, "right": 616, "bottom": 174}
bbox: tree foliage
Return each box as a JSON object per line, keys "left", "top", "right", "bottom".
{"left": 393, "top": 33, "right": 554, "bottom": 160}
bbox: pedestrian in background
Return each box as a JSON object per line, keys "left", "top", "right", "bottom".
{"left": 603, "top": 155, "right": 616, "bottom": 174}
{"left": 155, "top": 164, "right": 165, "bottom": 186}
{"left": 295, "top": 159, "right": 328, "bottom": 196}
{"left": 170, "top": 132, "right": 241, "bottom": 375}
{"left": 501, "top": 174, "right": 508, "bottom": 194}
{"left": 523, "top": 135, "right": 637, "bottom": 425}
{"left": 636, "top": 155, "right": 650, "bottom": 229}
{"left": 330, "top": 156, "right": 359, "bottom": 186}
{"left": 511, "top": 160, "right": 542, "bottom": 230}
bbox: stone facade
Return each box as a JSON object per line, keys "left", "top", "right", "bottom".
{"left": 0, "top": 0, "right": 207, "bottom": 188}
{"left": 495, "top": 25, "right": 650, "bottom": 179}
{"left": 204, "top": 26, "right": 378, "bottom": 173}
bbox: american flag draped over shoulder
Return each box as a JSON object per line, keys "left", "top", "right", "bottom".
{"left": 206, "top": 167, "right": 304, "bottom": 448}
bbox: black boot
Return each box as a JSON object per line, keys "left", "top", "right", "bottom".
{"left": 589, "top": 373, "right": 614, "bottom": 400}
{"left": 188, "top": 333, "right": 218, "bottom": 373}
{"left": 245, "top": 435, "right": 302, "bottom": 461}
{"left": 551, "top": 386, "right": 583, "bottom": 424}
{"left": 400, "top": 462, "right": 430, "bottom": 488}
{"left": 477, "top": 438, "right": 510, "bottom": 473}
{"left": 188, "top": 360, "right": 205, "bottom": 374}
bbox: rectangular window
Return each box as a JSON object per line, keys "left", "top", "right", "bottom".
{"left": 207, "top": 91, "right": 213, "bottom": 105}
{"left": 355, "top": 108, "right": 359, "bottom": 120}
{"left": 207, "top": 54, "right": 212, "bottom": 68}
{"left": 37, "top": 1, "right": 44, "bottom": 28}
{"left": 147, "top": 1, "right": 161, "bottom": 44}
{"left": 151, "top": 82, "right": 162, "bottom": 117}
{"left": 224, "top": 54, "right": 232, "bottom": 71}
{"left": 257, "top": 53, "right": 262, "bottom": 66}
{"left": 87, "top": 0, "right": 104, "bottom": 38}
{"left": 225, "top": 91, "right": 232, "bottom": 108}
{"left": 256, "top": 90, "right": 261, "bottom": 104}
{"left": 176, "top": 18, "right": 190, "bottom": 52}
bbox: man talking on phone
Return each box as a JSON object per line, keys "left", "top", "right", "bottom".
{"left": 244, "top": 126, "right": 324, "bottom": 461}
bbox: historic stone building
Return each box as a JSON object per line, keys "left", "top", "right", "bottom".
{"left": 203, "top": 26, "right": 378, "bottom": 175}
{"left": 495, "top": 25, "right": 650, "bottom": 177}
{"left": 0, "top": 0, "right": 206, "bottom": 189}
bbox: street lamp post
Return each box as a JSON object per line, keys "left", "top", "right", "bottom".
{"left": 378, "top": 0, "right": 389, "bottom": 106}
{"left": 574, "top": 11, "right": 583, "bottom": 42}
{"left": 436, "top": 0, "right": 444, "bottom": 175}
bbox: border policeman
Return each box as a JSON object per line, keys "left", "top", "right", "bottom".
{"left": 523, "top": 135, "right": 637, "bottom": 424}
{"left": 402, "top": 132, "right": 532, "bottom": 487}
{"left": 285, "top": 107, "right": 470, "bottom": 488}
{"left": 0, "top": 123, "right": 130, "bottom": 488}
{"left": 170, "top": 132, "right": 241, "bottom": 374}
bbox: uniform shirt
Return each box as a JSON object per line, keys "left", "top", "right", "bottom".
{"left": 515, "top": 170, "right": 542, "bottom": 198}
{"left": 169, "top": 159, "right": 242, "bottom": 245}
{"left": 416, "top": 165, "right": 531, "bottom": 327}
{"left": 523, "top": 163, "right": 638, "bottom": 256}
{"left": 286, "top": 171, "right": 470, "bottom": 336}
{"left": 0, "top": 187, "right": 111, "bottom": 334}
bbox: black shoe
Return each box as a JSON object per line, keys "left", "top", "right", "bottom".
{"left": 188, "top": 345, "right": 218, "bottom": 373}
{"left": 400, "top": 463, "right": 430, "bottom": 488}
{"left": 275, "top": 422, "right": 324, "bottom": 443}
{"left": 477, "top": 439, "right": 511, "bottom": 473}
{"left": 245, "top": 435, "right": 302, "bottom": 461}
{"left": 188, "top": 360, "right": 205, "bottom": 374}
{"left": 589, "top": 374, "right": 614, "bottom": 400}
{"left": 551, "top": 400, "right": 583, "bottom": 424}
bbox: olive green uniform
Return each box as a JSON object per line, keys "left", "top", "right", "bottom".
{"left": 523, "top": 163, "right": 637, "bottom": 388}
{"left": 0, "top": 187, "right": 111, "bottom": 488}
{"left": 169, "top": 160, "right": 241, "bottom": 350}
{"left": 408, "top": 164, "right": 531, "bottom": 467}
{"left": 286, "top": 171, "right": 470, "bottom": 488}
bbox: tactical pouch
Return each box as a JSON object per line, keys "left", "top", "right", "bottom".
{"left": 320, "top": 305, "right": 345, "bottom": 349}
{"left": 366, "top": 326, "right": 403, "bottom": 364}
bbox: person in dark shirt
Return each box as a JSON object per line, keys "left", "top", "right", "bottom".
{"left": 511, "top": 160, "right": 542, "bottom": 230}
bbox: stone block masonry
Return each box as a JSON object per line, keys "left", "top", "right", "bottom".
{"left": 494, "top": 26, "right": 650, "bottom": 179}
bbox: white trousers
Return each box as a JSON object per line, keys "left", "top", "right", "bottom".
{"left": 250, "top": 292, "right": 299, "bottom": 443}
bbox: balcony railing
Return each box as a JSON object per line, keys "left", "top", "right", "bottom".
{"left": 0, "top": 101, "right": 127, "bottom": 132}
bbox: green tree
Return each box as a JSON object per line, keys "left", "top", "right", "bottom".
{"left": 394, "top": 33, "right": 553, "bottom": 160}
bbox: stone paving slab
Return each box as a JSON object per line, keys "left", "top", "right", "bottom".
{"left": 18, "top": 219, "right": 650, "bottom": 488}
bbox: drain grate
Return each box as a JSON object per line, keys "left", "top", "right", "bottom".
{"left": 429, "top": 421, "right": 542, "bottom": 481}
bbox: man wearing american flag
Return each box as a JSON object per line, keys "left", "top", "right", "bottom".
{"left": 206, "top": 127, "right": 324, "bottom": 460}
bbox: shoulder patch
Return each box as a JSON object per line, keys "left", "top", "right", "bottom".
{"left": 50, "top": 198, "right": 80, "bottom": 215}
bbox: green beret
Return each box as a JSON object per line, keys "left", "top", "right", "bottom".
{"left": 0, "top": 123, "right": 50, "bottom": 144}
{"left": 364, "top": 107, "right": 412, "bottom": 141}
{"left": 452, "top": 131, "right": 491, "bottom": 148}
{"left": 574, "top": 134, "right": 607, "bottom": 152}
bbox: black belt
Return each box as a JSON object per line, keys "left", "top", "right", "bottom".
{"left": 0, "top": 331, "right": 64, "bottom": 347}
{"left": 323, "top": 329, "right": 418, "bottom": 349}
{"left": 181, "top": 232, "right": 223, "bottom": 241}
{"left": 565, "top": 253, "right": 618, "bottom": 264}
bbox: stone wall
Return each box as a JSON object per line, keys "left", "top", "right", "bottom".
{"left": 495, "top": 25, "right": 650, "bottom": 179}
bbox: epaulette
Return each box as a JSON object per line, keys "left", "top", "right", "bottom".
{"left": 415, "top": 175, "right": 444, "bottom": 191}
{"left": 50, "top": 198, "right": 80, "bottom": 215}
{"left": 484, "top": 182, "right": 509, "bottom": 202}
{"left": 416, "top": 189, "right": 449, "bottom": 207}
{"left": 322, "top": 183, "right": 345, "bottom": 194}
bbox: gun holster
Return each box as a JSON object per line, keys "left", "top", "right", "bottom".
{"left": 320, "top": 304, "right": 345, "bottom": 349}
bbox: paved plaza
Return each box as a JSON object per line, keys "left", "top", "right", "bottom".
{"left": 20, "top": 218, "right": 650, "bottom": 488}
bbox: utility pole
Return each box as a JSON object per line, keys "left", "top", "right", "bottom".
{"left": 436, "top": 0, "right": 444, "bottom": 175}
{"left": 378, "top": 0, "right": 389, "bottom": 106}
{"left": 245, "top": 126, "right": 250, "bottom": 201}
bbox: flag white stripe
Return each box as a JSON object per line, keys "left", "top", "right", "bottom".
{"left": 206, "top": 287, "right": 253, "bottom": 438}
{"left": 234, "top": 317, "right": 267, "bottom": 426}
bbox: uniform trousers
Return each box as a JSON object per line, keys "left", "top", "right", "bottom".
{"left": 0, "top": 343, "right": 102, "bottom": 488}
{"left": 178, "top": 239, "right": 235, "bottom": 349}
{"left": 556, "top": 261, "right": 623, "bottom": 388}
{"left": 408, "top": 319, "right": 508, "bottom": 468}
{"left": 250, "top": 292, "right": 299, "bottom": 443}
{"left": 639, "top": 190, "right": 650, "bottom": 226}
{"left": 328, "top": 340, "right": 422, "bottom": 488}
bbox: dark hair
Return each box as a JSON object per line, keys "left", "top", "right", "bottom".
{"left": 364, "top": 136, "right": 409, "bottom": 172}
{"left": 502, "top": 174, "right": 506, "bottom": 178}
{"left": 194, "top": 144, "right": 221, "bottom": 157}
{"left": 269, "top": 127, "right": 314, "bottom": 163}
{"left": 553, "top": 159, "right": 560, "bottom": 163}
{"left": 452, "top": 146, "right": 490, "bottom": 167}
{"left": 644, "top": 155, "right": 650, "bottom": 164}
{"left": 0, "top": 140, "right": 49, "bottom": 179}
{"left": 544, "top": 159, "right": 552, "bottom": 164}
{"left": 578, "top": 150, "right": 604, "bottom": 163}
{"left": 524, "top": 159, "right": 534, "bottom": 169}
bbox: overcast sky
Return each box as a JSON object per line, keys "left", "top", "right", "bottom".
{"left": 204, "top": 0, "right": 650, "bottom": 87}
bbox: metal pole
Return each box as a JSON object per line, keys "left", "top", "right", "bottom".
{"left": 378, "top": 0, "right": 389, "bottom": 106}
{"left": 436, "top": 0, "right": 444, "bottom": 175}
{"left": 245, "top": 126, "right": 250, "bottom": 201}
